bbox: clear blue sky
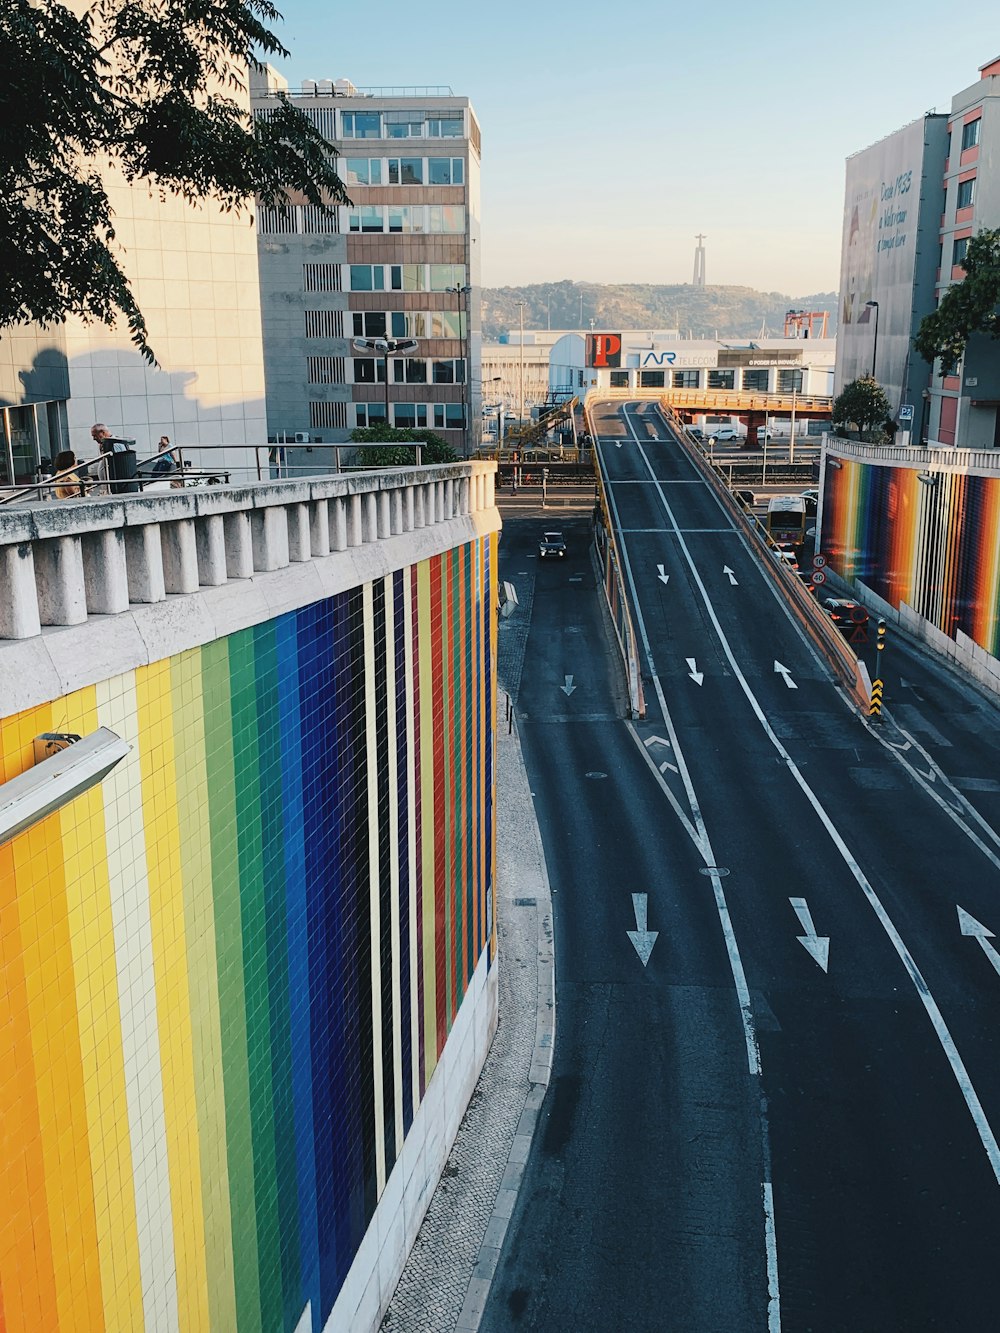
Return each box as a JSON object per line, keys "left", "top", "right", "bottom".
{"left": 273, "top": 1, "right": 997, "bottom": 296}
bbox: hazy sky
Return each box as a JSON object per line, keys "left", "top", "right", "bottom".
{"left": 273, "top": 1, "right": 997, "bottom": 295}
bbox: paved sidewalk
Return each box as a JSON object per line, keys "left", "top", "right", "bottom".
{"left": 380, "top": 576, "right": 554, "bottom": 1333}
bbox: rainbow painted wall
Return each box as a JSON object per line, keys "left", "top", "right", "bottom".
{"left": 822, "top": 455, "right": 1000, "bottom": 654}
{"left": 0, "top": 539, "right": 497, "bottom": 1332}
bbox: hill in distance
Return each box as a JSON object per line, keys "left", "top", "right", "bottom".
{"left": 481, "top": 280, "right": 838, "bottom": 343}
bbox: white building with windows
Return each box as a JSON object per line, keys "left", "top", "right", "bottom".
{"left": 251, "top": 69, "right": 482, "bottom": 466}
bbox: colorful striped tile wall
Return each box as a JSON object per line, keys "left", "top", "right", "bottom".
{"left": 0, "top": 538, "right": 497, "bottom": 1333}
{"left": 822, "top": 457, "right": 1000, "bottom": 655}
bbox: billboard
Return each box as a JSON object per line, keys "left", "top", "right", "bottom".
{"left": 586, "top": 333, "right": 622, "bottom": 368}
{"left": 835, "top": 116, "right": 945, "bottom": 414}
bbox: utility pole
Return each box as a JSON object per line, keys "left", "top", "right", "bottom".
{"left": 790, "top": 385, "right": 797, "bottom": 466}
{"left": 517, "top": 300, "right": 526, "bottom": 431}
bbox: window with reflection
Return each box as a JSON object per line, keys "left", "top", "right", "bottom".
{"left": 707, "top": 369, "right": 735, "bottom": 390}
{"left": 427, "top": 114, "right": 464, "bottom": 137}
{"left": 341, "top": 111, "right": 381, "bottom": 139}
{"left": 392, "top": 358, "right": 427, "bottom": 383}
{"left": 673, "top": 371, "right": 699, "bottom": 388}
{"left": 348, "top": 205, "right": 383, "bottom": 233}
{"left": 742, "top": 369, "right": 769, "bottom": 392}
{"left": 384, "top": 110, "right": 425, "bottom": 138}
{"left": 639, "top": 371, "right": 665, "bottom": 387}
{"left": 777, "top": 369, "right": 803, "bottom": 393}
{"left": 353, "top": 311, "right": 387, "bottom": 338}
{"left": 388, "top": 157, "right": 424, "bottom": 185}
{"left": 343, "top": 158, "right": 383, "bottom": 185}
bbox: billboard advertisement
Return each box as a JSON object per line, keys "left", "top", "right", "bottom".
{"left": 835, "top": 116, "right": 942, "bottom": 415}
{"left": 586, "top": 333, "right": 622, "bottom": 368}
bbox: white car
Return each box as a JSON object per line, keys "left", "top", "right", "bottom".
{"left": 710, "top": 426, "right": 746, "bottom": 443}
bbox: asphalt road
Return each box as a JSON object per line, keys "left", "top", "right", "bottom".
{"left": 482, "top": 402, "right": 1000, "bottom": 1332}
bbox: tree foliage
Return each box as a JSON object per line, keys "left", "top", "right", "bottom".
{"left": 914, "top": 228, "right": 1000, "bottom": 376}
{"left": 1, "top": 0, "right": 349, "bottom": 360}
{"left": 351, "top": 425, "right": 458, "bottom": 467}
{"left": 832, "top": 376, "right": 892, "bottom": 441}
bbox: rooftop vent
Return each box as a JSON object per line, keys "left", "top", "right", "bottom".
{"left": 317, "top": 79, "right": 333, "bottom": 95}
{"left": 335, "top": 78, "right": 359, "bottom": 97}
{"left": 302, "top": 78, "right": 317, "bottom": 95}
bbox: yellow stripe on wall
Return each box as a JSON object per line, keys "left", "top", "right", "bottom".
{"left": 135, "top": 659, "right": 211, "bottom": 1332}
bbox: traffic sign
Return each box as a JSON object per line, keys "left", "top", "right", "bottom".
{"left": 850, "top": 605, "right": 867, "bottom": 623}
{"left": 811, "top": 569, "right": 827, "bottom": 585}
{"left": 899, "top": 404, "right": 914, "bottom": 422}
{"left": 849, "top": 625, "right": 869, "bottom": 646}
{"left": 812, "top": 554, "right": 827, "bottom": 569}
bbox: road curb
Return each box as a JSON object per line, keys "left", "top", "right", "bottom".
{"left": 454, "top": 711, "right": 555, "bottom": 1333}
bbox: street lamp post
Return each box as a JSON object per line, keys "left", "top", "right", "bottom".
{"left": 352, "top": 336, "right": 420, "bottom": 446}
{"left": 865, "top": 300, "right": 880, "bottom": 380}
{"left": 447, "top": 283, "right": 472, "bottom": 456}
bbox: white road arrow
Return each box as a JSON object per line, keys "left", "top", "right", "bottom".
{"left": 774, "top": 661, "right": 798, "bottom": 690}
{"left": 627, "top": 893, "right": 659, "bottom": 966}
{"left": 789, "top": 897, "right": 830, "bottom": 972}
{"left": 958, "top": 906, "right": 1000, "bottom": 979}
{"left": 560, "top": 675, "right": 576, "bottom": 696}
{"left": 686, "top": 657, "right": 704, "bottom": 686}
{"left": 644, "top": 735, "right": 671, "bottom": 750}
{"left": 723, "top": 565, "right": 738, "bottom": 585}
{"left": 657, "top": 564, "right": 670, "bottom": 585}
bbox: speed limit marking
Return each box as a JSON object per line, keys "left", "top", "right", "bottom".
{"left": 811, "top": 569, "right": 828, "bottom": 586}
{"left": 812, "top": 554, "right": 828, "bottom": 569}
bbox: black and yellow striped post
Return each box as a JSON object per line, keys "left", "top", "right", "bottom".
{"left": 869, "top": 618, "right": 887, "bottom": 720}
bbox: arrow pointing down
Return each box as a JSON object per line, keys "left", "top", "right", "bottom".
{"left": 657, "top": 564, "right": 670, "bottom": 585}
{"left": 560, "top": 675, "right": 576, "bottom": 696}
{"left": 789, "top": 897, "right": 829, "bottom": 972}
{"left": 958, "top": 906, "right": 1000, "bottom": 979}
{"left": 686, "top": 657, "right": 704, "bottom": 686}
{"left": 627, "top": 893, "right": 658, "bottom": 966}
{"left": 774, "top": 661, "right": 798, "bottom": 689}
{"left": 723, "top": 565, "right": 738, "bottom": 585}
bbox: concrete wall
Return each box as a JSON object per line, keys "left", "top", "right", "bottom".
{"left": 0, "top": 465, "right": 500, "bottom": 1332}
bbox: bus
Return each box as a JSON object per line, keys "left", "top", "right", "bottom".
{"left": 765, "top": 495, "right": 807, "bottom": 546}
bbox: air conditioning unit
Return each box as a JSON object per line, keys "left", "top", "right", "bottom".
{"left": 335, "top": 79, "right": 358, "bottom": 97}
{"left": 294, "top": 432, "right": 310, "bottom": 444}
{"left": 317, "top": 79, "right": 334, "bottom": 96}
{"left": 301, "top": 79, "right": 317, "bottom": 95}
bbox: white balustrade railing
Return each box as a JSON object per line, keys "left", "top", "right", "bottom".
{"left": 826, "top": 435, "right": 1000, "bottom": 477}
{"left": 0, "top": 464, "right": 496, "bottom": 641}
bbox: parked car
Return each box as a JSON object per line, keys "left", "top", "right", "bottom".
{"left": 822, "top": 597, "right": 869, "bottom": 630}
{"left": 710, "top": 426, "right": 746, "bottom": 443}
{"left": 687, "top": 426, "right": 705, "bottom": 440}
{"left": 538, "top": 530, "right": 567, "bottom": 559}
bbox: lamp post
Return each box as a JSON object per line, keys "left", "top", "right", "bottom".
{"left": 865, "top": 300, "right": 880, "bottom": 379}
{"left": 447, "top": 283, "right": 472, "bottom": 456}
{"left": 352, "top": 336, "right": 419, "bottom": 438}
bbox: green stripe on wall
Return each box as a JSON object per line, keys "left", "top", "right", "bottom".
{"left": 201, "top": 636, "right": 263, "bottom": 1333}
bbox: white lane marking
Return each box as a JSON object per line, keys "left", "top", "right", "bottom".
{"left": 657, "top": 563, "right": 670, "bottom": 585}
{"left": 644, "top": 734, "right": 671, "bottom": 749}
{"left": 623, "top": 410, "right": 1000, "bottom": 1187}
{"left": 774, "top": 661, "right": 798, "bottom": 690}
{"left": 763, "top": 1182, "right": 781, "bottom": 1333}
{"left": 627, "top": 722, "right": 701, "bottom": 849}
{"left": 686, "top": 658, "right": 704, "bottom": 686}
{"left": 789, "top": 897, "right": 830, "bottom": 972}
{"left": 605, "top": 423, "right": 760, "bottom": 1076}
{"left": 627, "top": 893, "right": 659, "bottom": 966}
{"left": 659, "top": 760, "right": 679, "bottom": 774}
{"left": 724, "top": 565, "right": 739, "bottom": 585}
{"left": 560, "top": 674, "right": 576, "bottom": 696}
{"left": 958, "top": 907, "right": 1000, "bottom": 980}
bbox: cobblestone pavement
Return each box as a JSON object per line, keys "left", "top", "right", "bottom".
{"left": 380, "top": 556, "right": 553, "bottom": 1333}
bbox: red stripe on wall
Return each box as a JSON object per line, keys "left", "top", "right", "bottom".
{"left": 431, "top": 557, "right": 448, "bottom": 1057}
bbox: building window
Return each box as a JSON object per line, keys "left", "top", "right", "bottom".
{"left": 433, "top": 404, "right": 465, "bottom": 429}
{"left": 392, "top": 404, "right": 429, "bottom": 428}
{"left": 355, "top": 403, "right": 388, "bottom": 426}
{"left": 432, "top": 359, "right": 465, "bottom": 383}
{"left": 392, "top": 358, "right": 427, "bottom": 384}
{"left": 307, "top": 356, "right": 344, "bottom": 384}
{"left": 306, "top": 309, "right": 342, "bottom": 338}
{"left": 673, "top": 370, "right": 699, "bottom": 388}
{"left": 707, "top": 369, "right": 735, "bottom": 390}
{"left": 427, "top": 113, "right": 464, "bottom": 138}
{"left": 383, "top": 110, "right": 425, "bottom": 138}
{"left": 961, "top": 118, "right": 981, "bottom": 151}
{"left": 428, "top": 205, "right": 466, "bottom": 233}
{"left": 349, "top": 264, "right": 385, "bottom": 291}
{"left": 341, "top": 111, "right": 381, "bottom": 139}
{"left": 300, "top": 205, "right": 338, "bottom": 234}
{"left": 777, "top": 369, "right": 803, "bottom": 393}
{"left": 430, "top": 264, "right": 466, "bottom": 290}
{"left": 348, "top": 205, "right": 383, "bottom": 233}
{"left": 610, "top": 370, "right": 629, "bottom": 388}
{"left": 953, "top": 236, "right": 969, "bottom": 267}
{"left": 427, "top": 158, "right": 465, "bottom": 186}
{"left": 639, "top": 370, "right": 665, "bottom": 388}
{"left": 343, "top": 158, "right": 383, "bottom": 186}
{"left": 742, "top": 369, "right": 769, "bottom": 392}
{"left": 388, "top": 157, "right": 424, "bottom": 185}
{"left": 308, "top": 401, "right": 347, "bottom": 429}
{"left": 957, "top": 177, "right": 976, "bottom": 209}
{"left": 257, "top": 204, "right": 298, "bottom": 235}
{"left": 353, "top": 357, "right": 386, "bottom": 384}
{"left": 390, "top": 264, "right": 426, "bottom": 292}
{"left": 353, "top": 311, "right": 387, "bottom": 338}
{"left": 303, "top": 263, "right": 341, "bottom": 293}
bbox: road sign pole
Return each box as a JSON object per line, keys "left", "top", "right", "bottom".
{"left": 869, "top": 618, "right": 887, "bottom": 721}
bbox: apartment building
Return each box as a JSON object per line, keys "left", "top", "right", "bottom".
{"left": 251, "top": 70, "right": 482, "bottom": 468}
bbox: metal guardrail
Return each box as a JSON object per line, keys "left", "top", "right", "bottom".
{"left": 827, "top": 435, "right": 1000, "bottom": 477}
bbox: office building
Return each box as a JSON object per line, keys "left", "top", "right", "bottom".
{"left": 251, "top": 70, "right": 482, "bottom": 467}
